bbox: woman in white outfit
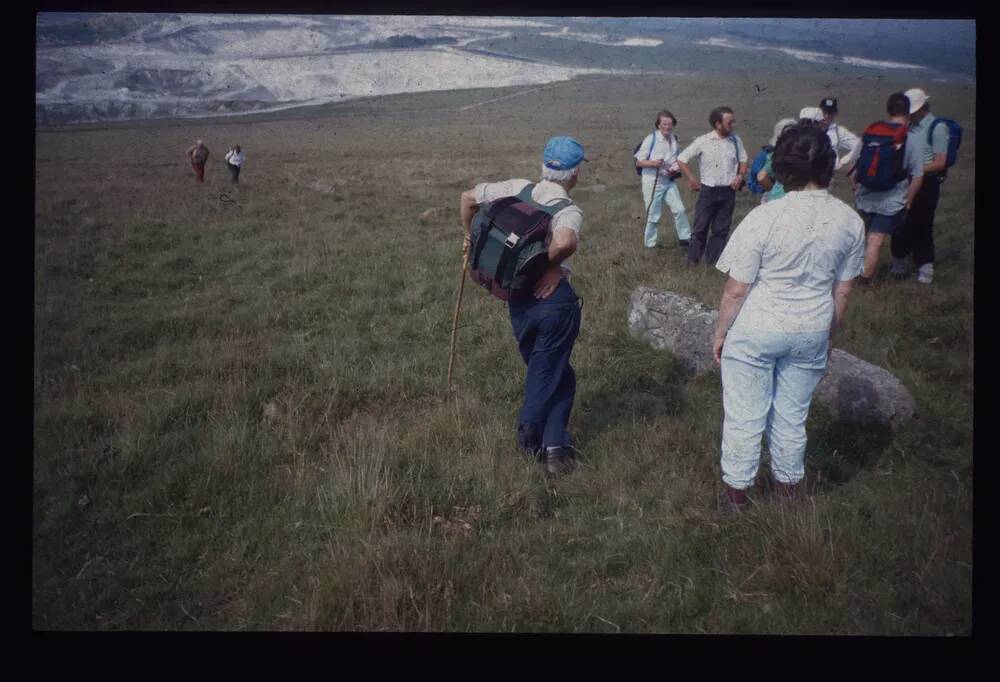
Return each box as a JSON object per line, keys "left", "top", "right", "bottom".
{"left": 712, "top": 123, "right": 866, "bottom": 513}
{"left": 634, "top": 110, "right": 692, "bottom": 249}
{"left": 224, "top": 144, "right": 245, "bottom": 184}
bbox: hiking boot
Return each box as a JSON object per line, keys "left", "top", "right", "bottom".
{"left": 857, "top": 275, "right": 874, "bottom": 288}
{"left": 543, "top": 446, "right": 578, "bottom": 476}
{"left": 890, "top": 257, "right": 909, "bottom": 279}
{"left": 517, "top": 423, "right": 543, "bottom": 460}
{"left": 720, "top": 484, "right": 749, "bottom": 515}
{"left": 771, "top": 479, "right": 801, "bottom": 501}
{"left": 917, "top": 263, "right": 934, "bottom": 285}
{"left": 678, "top": 240, "right": 690, "bottom": 248}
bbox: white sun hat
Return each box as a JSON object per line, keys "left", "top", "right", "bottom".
{"left": 904, "top": 88, "right": 929, "bottom": 113}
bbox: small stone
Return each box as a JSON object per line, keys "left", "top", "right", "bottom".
{"left": 263, "top": 402, "right": 280, "bottom": 420}
{"left": 78, "top": 494, "right": 90, "bottom": 507}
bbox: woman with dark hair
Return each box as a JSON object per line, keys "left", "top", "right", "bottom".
{"left": 710, "top": 123, "right": 866, "bottom": 513}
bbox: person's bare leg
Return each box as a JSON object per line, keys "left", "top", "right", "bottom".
{"left": 862, "top": 232, "right": 886, "bottom": 280}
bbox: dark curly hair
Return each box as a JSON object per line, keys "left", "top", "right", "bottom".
{"left": 772, "top": 123, "right": 835, "bottom": 191}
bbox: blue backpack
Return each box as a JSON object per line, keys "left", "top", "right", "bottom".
{"left": 747, "top": 145, "right": 773, "bottom": 195}
{"left": 928, "top": 117, "right": 962, "bottom": 171}
{"left": 855, "top": 121, "right": 909, "bottom": 191}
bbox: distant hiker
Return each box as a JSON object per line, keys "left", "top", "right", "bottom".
{"left": 459, "top": 136, "right": 586, "bottom": 476}
{"left": 752, "top": 117, "right": 797, "bottom": 204}
{"left": 676, "top": 105, "right": 748, "bottom": 266}
{"left": 224, "top": 144, "right": 245, "bottom": 184}
{"left": 634, "top": 110, "right": 691, "bottom": 249}
{"left": 891, "top": 88, "right": 960, "bottom": 285}
{"left": 186, "top": 139, "right": 210, "bottom": 183}
{"left": 849, "top": 92, "right": 925, "bottom": 285}
{"left": 818, "top": 97, "right": 862, "bottom": 177}
{"left": 713, "top": 122, "right": 865, "bottom": 513}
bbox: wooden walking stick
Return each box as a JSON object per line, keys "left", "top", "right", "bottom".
{"left": 447, "top": 238, "right": 471, "bottom": 391}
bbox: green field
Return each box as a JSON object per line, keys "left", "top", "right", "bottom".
{"left": 33, "top": 71, "right": 974, "bottom": 632}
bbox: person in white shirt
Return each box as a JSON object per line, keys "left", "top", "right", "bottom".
{"left": 224, "top": 144, "right": 245, "bottom": 184}
{"left": 712, "top": 122, "right": 864, "bottom": 513}
{"left": 459, "top": 136, "right": 586, "bottom": 477}
{"left": 676, "top": 106, "right": 749, "bottom": 266}
{"left": 634, "top": 110, "right": 691, "bottom": 249}
{"left": 818, "top": 97, "right": 862, "bottom": 176}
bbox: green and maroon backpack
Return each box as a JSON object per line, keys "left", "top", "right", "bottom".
{"left": 469, "top": 183, "right": 570, "bottom": 301}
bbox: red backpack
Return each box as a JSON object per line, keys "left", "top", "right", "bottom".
{"left": 853, "top": 121, "right": 908, "bottom": 191}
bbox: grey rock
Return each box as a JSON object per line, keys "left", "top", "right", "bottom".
{"left": 627, "top": 286, "right": 915, "bottom": 429}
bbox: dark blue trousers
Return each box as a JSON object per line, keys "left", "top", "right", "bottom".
{"left": 687, "top": 185, "right": 736, "bottom": 265}
{"left": 508, "top": 278, "right": 581, "bottom": 450}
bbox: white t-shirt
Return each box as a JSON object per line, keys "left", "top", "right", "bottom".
{"left": 633, "top": 131, "right": 680, "bottom": 180}
{"left": 225, "top": 150, "right": 245, "bottom": 166}
{"left": 677, "top": 130, "right": 748, "bottom": 187}
{"left": 716, "top": 189, "right": 865, "bottom": 333}
{"left": 826, "top": 123, "right": 861, "bottom": 171}
{"left": 473, "top": 178, "right": 583, "bottom": 271}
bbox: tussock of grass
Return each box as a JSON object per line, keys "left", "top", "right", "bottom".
{"left": 34, "top": 73, "right": 972, "bottom": 632}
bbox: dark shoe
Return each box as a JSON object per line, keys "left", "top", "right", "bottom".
{"left": 678, "top": 240, "right": 690, "bottom": 247}
{"left": 517, "top": 423, "right": 543, "bottom": 460}
{"left": 771, "top": 479, "right": 801, "bottom": 500}
{"left": 687, "top": 259, "right": 699, "bottom": 267}
{"left": 543, "top": 446, "right": 578, "bottom": 476}
{"left": 720, "top": 484, "right": 749, "bottom": 515}
{"left": 857, "top": 275, "right": 873, "bottom": 288}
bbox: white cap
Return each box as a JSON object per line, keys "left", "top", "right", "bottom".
{"left": 798, "top": 106, "right": 824, "bottom": 122}
{"left": 904, "top": 88, "right": 929, "bottom": 113}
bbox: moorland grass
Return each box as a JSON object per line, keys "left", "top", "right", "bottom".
{"left": 33, "top": 72, "right": 973, "bottom": 633}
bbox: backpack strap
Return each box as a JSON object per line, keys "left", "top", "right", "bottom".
{"left": 515, "top": 183, "right": 572, "bottom": 216}
{"left": 730, "top": 135, "right": 741, "bottom": 172}
{"left": 927, "top": 117, "right": 946, "bottom": 145}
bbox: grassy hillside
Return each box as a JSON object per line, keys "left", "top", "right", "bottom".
{"left": 33, "top": 72, "right": 974, "bottom": 632}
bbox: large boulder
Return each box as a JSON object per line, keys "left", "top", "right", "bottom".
{"left": 628, "top": 286, "right": 915, "bottom": 429}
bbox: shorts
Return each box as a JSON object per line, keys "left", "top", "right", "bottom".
{"left": 859, "top": 209, "right": 907, "bottom": 236}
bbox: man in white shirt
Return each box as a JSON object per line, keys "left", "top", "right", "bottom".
{"left": 677, "top": 106, "right": 749, "bottom": 266}
{"left": 459, "top": 136, "right": 586, "bottom": 476}
{"left": 818, "top": 97, "right": 862, "bottom": 176}
{"left": 634, "top": 110, "right": 691, "bottom": 249}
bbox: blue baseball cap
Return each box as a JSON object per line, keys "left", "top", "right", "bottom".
{"left": 543, "top": 136, "right": 587, "bottom": 170}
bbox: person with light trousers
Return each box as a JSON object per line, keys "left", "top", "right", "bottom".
{"left": 634, "top": 110, "right": 691, "bottom": 249}
{"left": 711, "top": 123, "right": 865, "bottom": 513}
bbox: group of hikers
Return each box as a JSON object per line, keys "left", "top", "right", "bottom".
{"left": 185, "top": 139, "right": 246, "bottom": 184}
{"left": 460, "top": 86, "right": 960, "bottom": 513}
